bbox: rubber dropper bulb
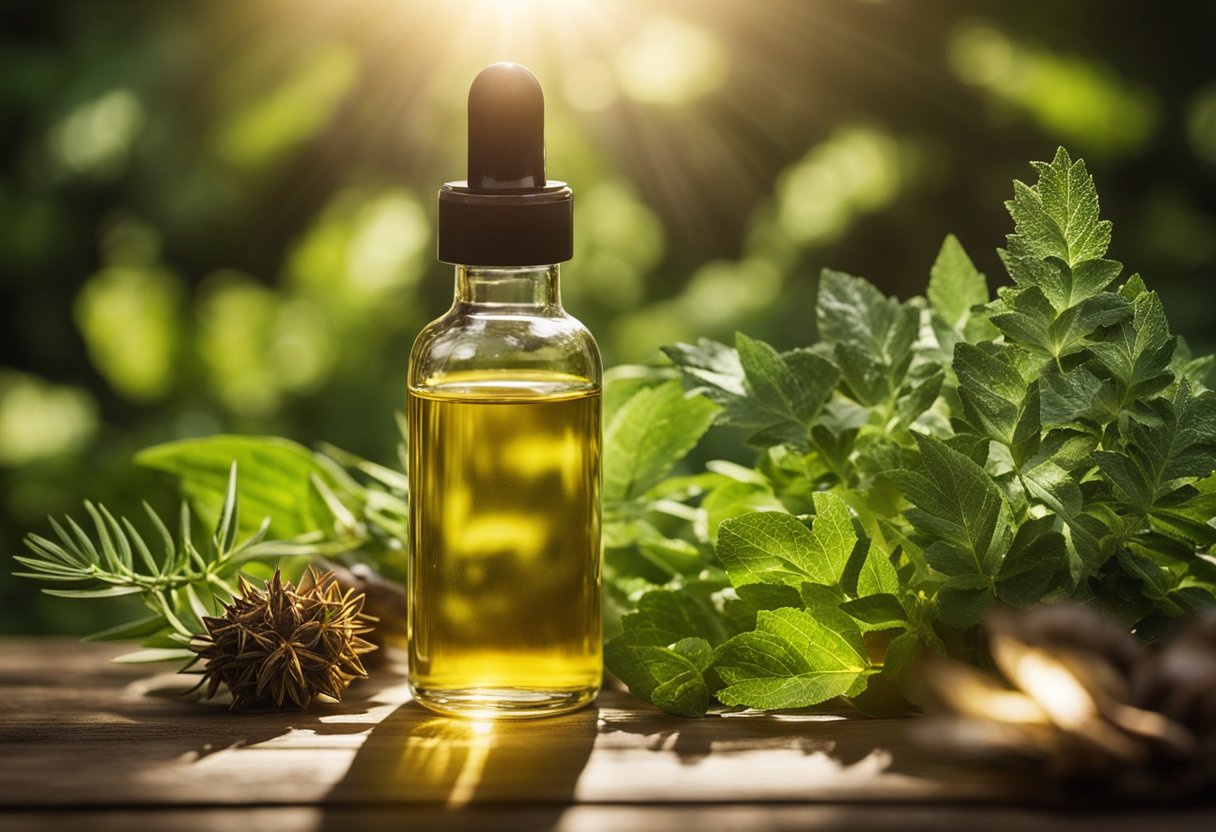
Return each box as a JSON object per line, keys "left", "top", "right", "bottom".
{"left": 466, "top": 63, "right": 546, "bottom": 192}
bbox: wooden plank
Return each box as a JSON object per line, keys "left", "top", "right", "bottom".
{"left": 4, "top": 805, "right": 1216, "bottom": 832}
{"left": 0, "top": 637, "right": 1212, "bottom": 832}
{"left": 0, "top": 640, "right": 1011, "bottom": 809}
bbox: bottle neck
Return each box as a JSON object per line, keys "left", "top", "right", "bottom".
{"left": 454, "top": 264, "right": 561, "bottom": 310}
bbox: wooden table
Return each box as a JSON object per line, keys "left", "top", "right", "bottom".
{"left": 0, "top": 639, "right": 1210, "bottom": 831}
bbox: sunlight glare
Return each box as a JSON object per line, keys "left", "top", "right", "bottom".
{"left": 616, "top": 16, "right": 727, "bottom": 105}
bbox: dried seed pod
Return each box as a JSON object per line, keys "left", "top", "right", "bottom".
{"left": 188, "top": 568, "right": 377, "bottom": 709}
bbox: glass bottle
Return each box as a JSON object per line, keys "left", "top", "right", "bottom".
{"left": 406, "top": 64, "right": 602, "bottom": 718}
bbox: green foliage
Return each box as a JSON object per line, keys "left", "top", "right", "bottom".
{"left": 604, "top": 147, "right": 1216, "bottom": 716}
{"left": 138, "top": 433, "right": 409, "bottom": 583}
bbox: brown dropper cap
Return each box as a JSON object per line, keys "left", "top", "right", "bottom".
{"left": 437, "top": 63, "right": 573, "bottom": 266}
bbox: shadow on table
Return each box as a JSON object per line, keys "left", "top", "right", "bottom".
{"left": 121, "top": 665, "right": 410, "bottom": 760}
{"left": 602, "top": 708, "right": 908, "bottom": 766}
{"left": 320, "top": 699, "right": 599, "bottom": 832}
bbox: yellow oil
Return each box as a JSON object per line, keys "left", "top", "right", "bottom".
{"left": 407, "top": 372, "right": 602, "bottom": 717}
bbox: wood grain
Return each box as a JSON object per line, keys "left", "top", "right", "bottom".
{"left": 0, "top": 639, "right": 1209, "bottom": 830}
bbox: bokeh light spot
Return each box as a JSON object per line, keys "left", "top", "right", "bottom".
{"left": 949, "top": 22, "right": 1157, "bottom": 157}
{"left": 74, "top": 263, "right": 183, "bottom": 401}
{"left": 616, "top": 16, "right": 727, "bottom": 105}
{"left": 1187, "top": 84, "right": 1216, "bottom": 168}
{"left": 561, "top": 59, "right": 619, "bottom": 112}
{"left": 0, "top": 371, "right": 98, "bottom": 467}
{"left": 51, "top": 89, "right": 144, "bottom": 177}
{"left": 289, "top": 188, "right": 430, "bottom": 312}
{"left": 777, "top": 126, "right": 907, "bottom": 246}
{"left": 216, "top": 46, "right": 357, "bottom": 169}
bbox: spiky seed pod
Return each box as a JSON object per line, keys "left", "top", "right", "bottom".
{"left": 916, "top": 603, "right": 1216, "bottom": 805}
{"left": 188, "top": 569, "right": 377, "bottom": 710}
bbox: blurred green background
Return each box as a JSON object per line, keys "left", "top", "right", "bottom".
{"left": 3, "top": 0, "right": 1215, "bottom": 635}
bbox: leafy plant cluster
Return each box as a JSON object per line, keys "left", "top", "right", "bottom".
{"left": 600, "top": 148, "right": 1216, "bottom": 716}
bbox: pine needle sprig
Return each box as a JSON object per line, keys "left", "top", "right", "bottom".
{"left": 12, "top": 463, "right": 283, "bottom": 662}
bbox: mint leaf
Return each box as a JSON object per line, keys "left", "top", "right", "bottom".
{"left": 722, "top": 583, "right": 803, "bottom": 634}
{"left": 605, "top": 589, "right": 730, "bottom": 717}
{"left": 818, "top": 269, "right": 917, "bottom": 362}
{"left": 614, "top": 588, "right": 728, "bottom": 647}
{"left": 839, "top": 593, "right": 907, "bottom": 631}
{"left": 716, "top": 492, "right": 858, "bottom": 589}
{"left": 714, "top": 608, "right": 871, "bottom": 709}
{"left": 702, "top": 479, "right": 787, "bottom": 542}
{"left": 928, "top": 234, "right": 989, "bottom": 330}
{"left": 735, "top": 333, "right": 839, "bottom": 446}
{"left": 604, "top": 379, "right": 719, "bottom": 501}
{"left": 856, "top": 543, "right": 901, "bottom": 597}
{"left": 663, "top": 336, "right": 838, "bottom": 448}
{"left": 606, "top": 636, "right": 714, "bottom": 717}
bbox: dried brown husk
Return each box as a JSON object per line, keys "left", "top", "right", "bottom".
{"left": 188, "top": 568, "right": 377, "bottom": 710}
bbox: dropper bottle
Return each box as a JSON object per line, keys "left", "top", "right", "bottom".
{"left": 406, "top": 63, "right": 602, "bottom": 718}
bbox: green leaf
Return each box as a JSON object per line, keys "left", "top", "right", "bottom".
{"left": 111, "top": 648, "right": 196, "bottom": 664}
{"left": 1095, "top": 382, "right": 1216, "bottom": 512}
{"left": 856, "top": 544, "right": 901, "bottom": 597}
{"left": 1040, "top": 365, "right": 1106, "bottom": 427}
{"left": 663, "top": 336, "right": 837, "bottom": 448}
{"left": 615, "top": 589, "right": 728, "bottom": 647}
{"left": 889, "top": 433, "right": 1010, "bottom": 577}
{"left": 137, "top": 436, "right": 338, "bottom": 538}
{"left": 818, "top": 270, "right": 918, "bottom": 364}
{"left": 937, "top": 574, "right": 995, "bottom": 627}
{"left": 1047, "top": 293, "right": 1131, "bottom": 356}
{"left": 603, "top": 379, "right": 719, "bottom": 501}
{"left": 721, "top": 583, "right": 803, "bottom": 634}
{"left": 839, "top": 594, "right": 907, "bottom": 631}
{"left": 734, "top": 333, "right": 839, "bottom": 447}
{"left": 606, "top": 636, "right": 714, "bottom": 717}
{"left": 605, "top": 589, "right": 727, "bottom": 716}
{"left": 878, "top": 631, "right": 922, "bottom": 682}
{"left": 1004, "top": 147, "right": 1112, "bottom": 274}
{"left": 81, "top": 615, "right": 169, "bottom": 642}
{"left": 988, "top": 286, "right": 1058, "bottom": 357}
{"left": 995, "top": 516, "right": 1067, "bottom": 607}
{"left": 714, "top": 608, "right": 871, "bottom": 709}
{"left": 928, "top": 234, "right": 989, "bottom": 329}
{"left": 1087, "top": 288, "right": 1176, "bottom": 403}
{"left": 604, "top": 365, "right": 677, "bottom": 422}
{"left": 953, "top": 343, "right": 1038, "bottom": 460}
{"left": 701, "top": 480, "right": 786, "bottom": 543}
{"left": 716, "top": 493, "right": 858, "bottom": 590}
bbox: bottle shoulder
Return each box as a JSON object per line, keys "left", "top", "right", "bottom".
{"left": 409, "top": 306, "right": 601, "bottom": 391}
